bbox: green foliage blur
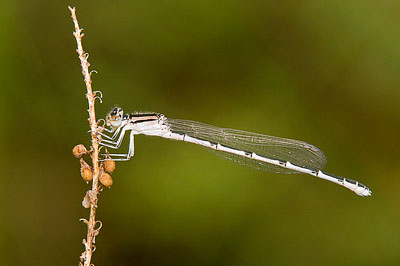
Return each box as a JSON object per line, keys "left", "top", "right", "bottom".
{"left": 1, "top": 0, "right": 399, "bottom": 265}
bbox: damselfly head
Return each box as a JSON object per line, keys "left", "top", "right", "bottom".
{"left": 106, "top": 107, "right": 124, "bottom": 129}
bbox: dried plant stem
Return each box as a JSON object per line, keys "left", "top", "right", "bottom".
{"left": 69, "top": 6, "right": 102, "bottom": 266}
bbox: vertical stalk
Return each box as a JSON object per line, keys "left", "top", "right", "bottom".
{"left": 68, "top": 6, "right": 102, "bottom": 266}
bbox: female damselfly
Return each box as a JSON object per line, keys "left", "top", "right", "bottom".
{"left": 99, "top": 107, "right": 372, "bottom": 197}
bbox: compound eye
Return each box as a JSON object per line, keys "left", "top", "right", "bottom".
{"left": 110, "top": 107, "right": 119, "bottom": 116}
{"left": 117, "top": 108, "right": 124, "bottom": 118}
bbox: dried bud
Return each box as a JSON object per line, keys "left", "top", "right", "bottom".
{"left": 103, "top": 154, "right": 116, "bottom": 173}
{"left": 99, "top": 172, "right": 113, "bottom": 187}
{"left": 80, "top": 158, "right": 93, "bottom": 183}
{"left": 82, "top": 192, "right": 91, "bottom": 208}
{"left": 73, "top": 144, "right": 88, "bottom": 158}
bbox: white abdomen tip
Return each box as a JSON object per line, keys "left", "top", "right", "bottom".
{"left": 343, "top": 179, "right": 372, "bottom": 197}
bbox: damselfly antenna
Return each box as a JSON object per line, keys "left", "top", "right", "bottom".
{"left": 98, "top": 107, "right": 372, "bottom": 197}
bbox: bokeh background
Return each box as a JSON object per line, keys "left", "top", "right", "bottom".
{"left": 1, "top": 0, "right": 399, "bottom": 265}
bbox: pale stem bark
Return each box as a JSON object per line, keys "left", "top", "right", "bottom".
{"left": 68, "top": 6, "right": 102, "bottom": 266}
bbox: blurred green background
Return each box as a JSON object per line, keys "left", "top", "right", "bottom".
{"left": 1, "top": 0, "right": 399, "bottom": 265}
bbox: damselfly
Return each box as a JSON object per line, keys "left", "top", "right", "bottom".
{"left": 99, "top": 107, "right": 372, "bottom": 197}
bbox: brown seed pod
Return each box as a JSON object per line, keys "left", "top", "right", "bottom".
{"left": 103, "top": 154, "right": 116, "bottom": 173}
{"left": 80, "top": 158, "right": 93, "bottom": 183}
{"left": 73, "top": 144, "right": 88, "bottom": 159}
{"left": 99, "top": 172, "right": 113, "bottom": 187}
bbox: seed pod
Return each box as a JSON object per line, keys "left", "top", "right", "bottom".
{"left": 103, "top": 154, "right": 116, "bottom": 173}
{"left": 73, "top": 144, "right": 88, "bottom": 159}
{"left": 99, "top": 172, "right": 113, "bottom": 187}
{"left": 80, "top": 158, "right": 93, "bottom": 183}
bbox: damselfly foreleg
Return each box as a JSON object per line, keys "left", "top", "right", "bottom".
{"left": 100, "top": 131, "right": 135, "bottom": 161}
{"left": 99, "top": 126, "right": 128, "bottom": 149}
{"left": 98, "top": 126, "right": 122, "bottom": 141}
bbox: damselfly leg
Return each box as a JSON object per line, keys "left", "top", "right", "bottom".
{"left": 97, "top": 126, "right": 122, "bottom": 141}
{"left": 99, "top": 128, "right": 135, "bottom": 161}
